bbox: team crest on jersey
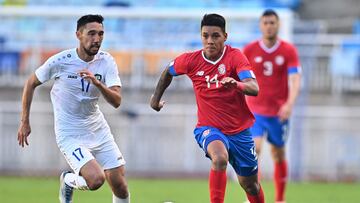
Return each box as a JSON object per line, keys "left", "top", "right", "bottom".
{"left": 254, "top": 56, "right": 262, "bottom": 63}
{"left": 203, "top": 129, "right": 210, "bottom": 137}
{"left": 275, "top": 55, "right": 284, "bottom": 65}
{"left": 218, "top": 64, "right": 226, "bottom": 75}
{"left": 94, "top": 74, "right": 102, "bottom": 81}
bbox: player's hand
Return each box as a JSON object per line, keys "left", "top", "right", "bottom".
{"left": 278, "top": 103, "right": 292, "bottom": 122}
{"left": 78, "top": 69, "right": 101, "bottom": 86}
{"left": 150, "top": 94, "right": 165, "bottom": 112}
{"left": 17, "top": 121, "right": 31, "bottom": 147}
{"left": 220, "top": 77, "right": 237, "bottom": 88}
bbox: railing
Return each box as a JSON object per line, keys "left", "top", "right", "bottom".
{"left": 2, "top": 99, "right": 360, "bottom": 181}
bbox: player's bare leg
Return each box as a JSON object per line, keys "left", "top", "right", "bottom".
{"left": 105, "top": 166, "right": 130, "bottom": 203}
{"left": 59, "top": 160, "right": 105, "bottom": 203}
{"left": 271, "top": 144, "right": 287, "bottom": 203}
{"left": 253, "top": 137, "right": 264, "bottom": 181}
{"left": 64, "top": 159, "right": 105, "bottom": 190}
{"left": 79, "top": 160, "right": 106, "bottom": 190}
{"left": 207, "top": 140, "right": 228, "bottom": 203}
{"left": 242, "top": 136, "right": 264, "bottom": 203}
{"left": 238, "top": 174, "right": 264, "bottom": 203}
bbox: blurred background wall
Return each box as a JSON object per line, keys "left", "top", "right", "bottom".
{"left": 1, "top": 0, "right": 360, "bottom": 182}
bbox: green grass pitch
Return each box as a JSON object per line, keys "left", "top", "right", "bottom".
{"left": 0, "top": 177, "right": 359, "bottom": 203}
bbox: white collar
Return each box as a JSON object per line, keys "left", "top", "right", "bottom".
{"left": 259, "top": 40, "right": 281, "bottom": 54}
{"left": 201, "top": 46, "right": 226, "bottom": 65}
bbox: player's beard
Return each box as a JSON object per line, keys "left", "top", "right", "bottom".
{"left": 84, "top": 45, "right": 100, "bottom": 56}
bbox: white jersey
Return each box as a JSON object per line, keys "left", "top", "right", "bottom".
{"left": 35, "top": 48, "right": 121, "bottom": 136}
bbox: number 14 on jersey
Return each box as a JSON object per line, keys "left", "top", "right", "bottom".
{"left": 205, "top": 74, "right": 219, "bottom": 88}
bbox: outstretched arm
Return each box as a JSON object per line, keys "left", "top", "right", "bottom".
{"left": 150, "top": 66, "right": 173, "bottom": 111}
{"left": 221, "top": 77, "right": 259, "bottom": 96}
{"left": 78, "top": 69, "right": 121, "bottom": 108}
{"left": 17, "top": 73, "right": 42, "bottom": 147}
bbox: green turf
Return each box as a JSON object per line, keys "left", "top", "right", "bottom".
{"left": 0, "top": 177, "right": 359, "bottom": 203}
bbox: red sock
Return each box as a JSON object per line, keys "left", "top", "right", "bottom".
{"left": 246, "top": 185, "right": 264, "bottom": 203}
{"left": 209, "top": 169, "right": 227, "bottom": 203}
{"left": 274, "top": 160, "right": 288, "bottom": 202}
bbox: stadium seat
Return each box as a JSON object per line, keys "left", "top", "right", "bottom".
{"left": 110, "top": 50, "right": 135, "bottom": 75}
{"left": 18, "top": 49, "right": 32, "bottom": 75}
{"left": 142, "top": 51, "right": 178, "bottom": 75}
{"left": 353, "top": 19, "right": 360, "bottom": 34}
{"left": 39, "top": 49, "right": 61, "bottom": 64}
{"left": 0, "top": 51, "right": 20, "bottom": 75}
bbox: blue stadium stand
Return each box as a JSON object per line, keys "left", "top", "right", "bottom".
{"left": 330, "top": 38, "right": 360, "bottom": 93}
{"left": 0, "top": 51, "right": 20, "bottom": 75}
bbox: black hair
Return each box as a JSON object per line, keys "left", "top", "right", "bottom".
{"left": 201, "top": 13, "right": 226, "bottom": 33}
{"left": 76, "top": 14, "right": 104, "bottom": 31}
{"left": 261, "top": 9, "right": 279, "bottom": 20}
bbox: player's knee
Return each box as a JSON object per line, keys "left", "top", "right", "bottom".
{"left": 87, "top": 174, "right": 105, "bottom": 190}
{"left": 211, "top": 153, "right": 228, "bottom": 170}
{"left": 240, "top": 181, "right": 260, "bottom": 196}
{"left": 255, "top": 147, "right": 261, "bottom": 156}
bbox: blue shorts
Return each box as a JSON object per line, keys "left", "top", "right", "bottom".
{"left": 194, "top": 126, "right": 258, "bottom": 177}
{"left": 250, "top": 114, "right": 289, "bottom": 147}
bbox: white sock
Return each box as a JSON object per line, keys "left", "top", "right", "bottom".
{"left": 113, "top": 193, "right": 130, "bottom": 203}
{"left": 64, "top": 173, "right": 89, "bottom": 190}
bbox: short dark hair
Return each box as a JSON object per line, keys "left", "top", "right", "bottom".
{"left": 76, "top": 14, "right": 104, "bottom": 31}
{"left": 201, "top": 13, "right": 226, "bottom": 33}
{"left": 261, "top": 9, "right": 279, "bottom": 20}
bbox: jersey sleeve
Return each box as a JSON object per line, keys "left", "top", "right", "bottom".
{"left": 35, "top": 54, "right": 61, "bottom": 83}
{"left": 168, "top": 53, "right": 190, "bottom": 76}
{"left": 233, "top": 50, "right": 256, "bottom": 81}
{"left": 105, "top": 55, "right": 122, "bottom": 87}
{"left": 287, "top": 45, "right": 301, "bottom": 75}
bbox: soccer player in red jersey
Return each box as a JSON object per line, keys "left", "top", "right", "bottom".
{"left": 243, "top": 9, "right": 302, "bottom": 203}
{"left": 150, "top": 14, "right": 264, "bottom": 203}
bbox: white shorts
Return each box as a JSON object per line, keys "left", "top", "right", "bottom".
{"left": 56, "top": 129, "right": 126, "bottom": 174}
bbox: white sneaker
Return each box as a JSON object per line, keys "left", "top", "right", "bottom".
{"left": 59, "top": 171, "right": 74, "bottom": 203}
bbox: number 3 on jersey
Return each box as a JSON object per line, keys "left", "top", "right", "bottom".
{"left": 263, "top": 61, "right": 273, "bottom": 76}
{"left": 205, "top": 74, "right": 219, "bottom": 88}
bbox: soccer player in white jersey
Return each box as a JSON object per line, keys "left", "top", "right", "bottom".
{"left": 17, "top": 14, "right": 130, "bottom": 203}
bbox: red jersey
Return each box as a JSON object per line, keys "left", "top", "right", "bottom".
{"left": 169, "top": 45, "right": 255, "bottom": 135}
{"left": 243, "top": 39, "right": 301, "bottom": 116}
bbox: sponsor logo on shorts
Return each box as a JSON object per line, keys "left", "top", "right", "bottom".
{"left": 203, "top": 129, "right": 210, "bottom": 137}
{"left": 117, "top": 156, "right": 123, "bottom": 161}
